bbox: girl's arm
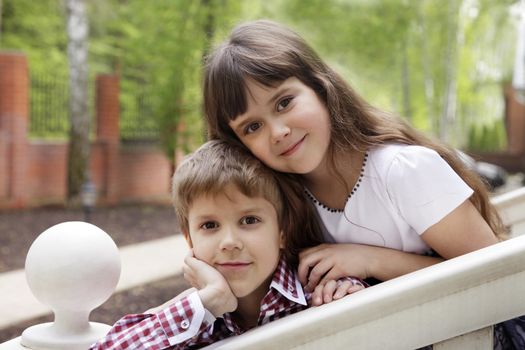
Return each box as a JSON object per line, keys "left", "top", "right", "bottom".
{"left": 420, "top": 199, "right": 498, "bottom": 259}
{"left": 299, "top": 199, "right": 498, "bottom": 290}
{"left": 298, "top": 243, "right": 444, "bottom": 291}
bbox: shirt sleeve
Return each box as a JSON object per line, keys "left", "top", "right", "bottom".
{"left": 386, "top": 146, "right": 473, "bottom": 235}
{"left": 89, "top": 291, "right": 216, "bottom": 350}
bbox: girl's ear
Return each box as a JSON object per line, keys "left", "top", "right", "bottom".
{"left": 182, "top": 230, "right": 193, "bottom": 248}
{"left": 279, "top": 230, "right": 285, "bottom": 249}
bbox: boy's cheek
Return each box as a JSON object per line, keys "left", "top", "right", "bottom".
{"left": 192, "top": 245, "right": 211, "bottom": 264}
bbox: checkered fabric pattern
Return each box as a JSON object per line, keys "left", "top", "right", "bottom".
{"left": 90, "top": 257, "right": 365, "bottom": 350}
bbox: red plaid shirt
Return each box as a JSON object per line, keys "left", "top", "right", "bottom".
{"left": 90, "top": 257, "right": 364, "bottom": 350}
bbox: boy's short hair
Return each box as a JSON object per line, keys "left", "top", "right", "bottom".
{"left": 172, "top": 140, "right": 283, "bottom": 235}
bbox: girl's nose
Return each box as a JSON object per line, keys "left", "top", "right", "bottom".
{"left": 219, "top": 227, "right": 243, "bottom": 251}
{"left": 270, "top": 121, "right": 290, "bottom": 144}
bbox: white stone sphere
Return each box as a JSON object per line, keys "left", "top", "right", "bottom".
{"left": 25, "top": 221, "right": 121, "bottom": 313}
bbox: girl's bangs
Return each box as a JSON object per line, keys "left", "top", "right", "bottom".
{"left": 212, "top": 46, "right": 294, "bottom": 123}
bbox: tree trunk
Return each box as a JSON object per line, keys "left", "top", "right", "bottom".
{"left": 440, "top": 0, "right": 460, "bottom": 143}
{"left": 66, "top": 0, "right": 90, "bottom": 203}
{"left": 417, "top": 0, "right": 436, "bottom": 135}
{"left": 401, "top": 38, "right": 412, "bottom": 122}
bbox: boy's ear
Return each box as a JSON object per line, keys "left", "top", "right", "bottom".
{"left": 182, "top": 230, "right": 193, "bottom": 248}
{"left": 279, "top": 230, "right": 285, "bottom": 249}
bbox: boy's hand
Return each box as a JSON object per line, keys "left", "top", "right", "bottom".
{"left": 183, "top": 251, "right": 237, "bottom": 317}
{"left": 310, "top": 278, "right": 364, "bottom": 306}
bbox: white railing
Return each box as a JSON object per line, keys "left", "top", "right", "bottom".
{"left": 1, "top": 187, "right": 525, "bottom": 349}
{"left": 204, "top": 186, "right": 525, "bottom": 349}
{"left": 205, "top": 234, "right": 525, "bottom": 349}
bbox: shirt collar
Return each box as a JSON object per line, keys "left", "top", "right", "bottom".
{"left": 269, "top": 256, "right": 307, "bottom": 306}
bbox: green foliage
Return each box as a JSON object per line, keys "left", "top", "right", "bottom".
{"left": 87, "top": 0, "right": 242, "bottom": 158}
{"left": 0, "top": 0, "right": 519, "bottom": 155}
{"left": 1, "top": 0, "right": 68, "bottom": 76}
{"left": 467, "top": 119, "right": 507, "bottom": 152}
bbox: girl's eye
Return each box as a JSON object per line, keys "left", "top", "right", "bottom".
{"left": 200, "top": 221, "right": 219, "bottom": 230}
{"left": 276, "top": 97, "right": 293, "bottom": 112}
{"left": 240, "top": 216, "right": 260, "bottom": 225}
{"left": 244, "top": 122, "right": 262, "bottom": 135}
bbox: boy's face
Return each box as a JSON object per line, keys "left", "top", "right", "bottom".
{"left": 186, "top": 184, "right": 283, "bottom": 299}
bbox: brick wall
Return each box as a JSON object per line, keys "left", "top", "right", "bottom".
{"left": 0, "top": 52, "right": 172, "bottom": 208}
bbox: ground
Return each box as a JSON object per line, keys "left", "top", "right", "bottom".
{"left": 0, "top": 204, "right": 191, "bottom": 342}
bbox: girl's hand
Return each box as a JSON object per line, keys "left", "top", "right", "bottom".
{"left": 183, "top": 250, "right": 237, "bottom": 317}
{"left": 310, "top": 278, "right": 365, "bottom": 306}
{"left": 300, "top": 243, "right": 445, "bottom": 290}
{"left": 299, "top": 243, "right": 373, "bottom": 293}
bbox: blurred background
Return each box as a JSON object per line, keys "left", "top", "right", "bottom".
{"left": 1, "top": 0, "right": 525, "bottom": 343}
{"left": 1, "top": 0, "right": 524, "bottom": 209}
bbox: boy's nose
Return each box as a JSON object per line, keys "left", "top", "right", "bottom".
{"left": 219, "top": 227, "right": 243, "bottom": 250}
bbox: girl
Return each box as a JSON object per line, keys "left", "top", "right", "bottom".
{"left": 202, "top": 20, "right": 522, "bottom": 349}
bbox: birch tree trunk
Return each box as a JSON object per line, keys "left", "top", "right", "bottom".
{"left": 417, "top": 0, "right": 436, "bottom": 135}
{"left": 401, "top": 38, "right": 412, "bottom": 122}
{"left": 66, "top": 0, "right": 90, "bottom": 202}
{"left": 440, "top": 0, "right": 460, "bottom": 143}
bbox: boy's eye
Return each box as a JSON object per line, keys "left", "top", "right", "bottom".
{"left": 244, "top": 122, "right": 262, "bottom": 135}
{"left": 201, "top": 221, "right": 219, "bottom": 230}
{"left": 240, "top": 216, "right": 260, "bottom": 225}
{"left": 276, "top": 97, "right": 293, "bottom": 112}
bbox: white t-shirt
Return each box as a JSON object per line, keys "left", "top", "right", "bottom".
{"left": 306, "top": 144, "right": 473, "bottom": 254}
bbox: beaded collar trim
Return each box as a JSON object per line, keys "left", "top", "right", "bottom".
{"left": 304, "top": 152, "right": 368, "bottom": 213}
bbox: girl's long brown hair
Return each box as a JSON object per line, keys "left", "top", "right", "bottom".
{"left": 203, "top": 20, "right": 507, "bottom": 240}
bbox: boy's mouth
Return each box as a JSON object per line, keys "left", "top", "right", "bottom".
{"left": 216, "top": 261, "right": 252, "bottom": 271}
{"left": 280, "top": 135, "right": 306, "bottom": 157}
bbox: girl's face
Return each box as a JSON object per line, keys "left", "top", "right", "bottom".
{"left": 229, "top": 77, "right": 331, "bottom": 177}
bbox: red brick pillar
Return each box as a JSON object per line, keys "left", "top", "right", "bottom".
{"left": 504, "top": 85, "right": 525, "bottom": 155}
{"left": 0, "top": 52, "right": 29, "bottom": 207}
{"left": 95, "top": 74, "right": 120, "bottom": 204}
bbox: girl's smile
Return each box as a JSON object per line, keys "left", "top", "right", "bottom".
{"left": 229, "top": 77, "right": 331, "bottom": 179}
{"left": 280, "top": 135, "right": 306, "bottom": 157}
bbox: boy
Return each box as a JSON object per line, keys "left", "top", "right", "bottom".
{"left": 90, "top": 140, "right": 364, "bottom": 350}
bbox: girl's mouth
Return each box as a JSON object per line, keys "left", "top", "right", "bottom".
{"left": 281, "top": 135, "right": 306, "bottom": 156}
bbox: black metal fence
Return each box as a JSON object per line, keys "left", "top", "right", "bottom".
{"left": 30, "top": 72, "right": 70, "bottom": 138}
{"left": 29, "top": 73, "right": 159, "bottom": 142}
{"left": 120, "top": 93, "right": 159, "bottom": 142}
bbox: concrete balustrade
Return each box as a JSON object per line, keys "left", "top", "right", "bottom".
{"left": 1, "top": 222, "right": 120, "bottom": 350}
{"left": 0, "top": 186, "right": 524, "bottom": 349}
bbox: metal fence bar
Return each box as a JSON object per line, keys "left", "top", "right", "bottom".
{"left": 29, "top": 72, "right": 70, "bottom": 138}
{"left": 120, "top": 93, "right": 159, "bottom": 142}
{"left": 29, "top": 72, "right": 159, "bottom": 141}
